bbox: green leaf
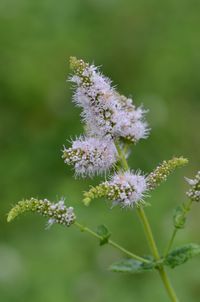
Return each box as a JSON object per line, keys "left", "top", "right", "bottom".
{"left": 109, "top": 257, "right": 155, "bottom": 273}
{"left": 173, "top": 206, "right": 186, "bottom": 229}
{"left": 165, "top": 243, "right": 200, "bottom": 268}
{"left": 96, "top": 225, "right": 111, "bottom": 246}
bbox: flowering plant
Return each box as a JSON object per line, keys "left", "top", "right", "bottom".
{"left": 8, "top": 57, "right": 200, "bottom": 302}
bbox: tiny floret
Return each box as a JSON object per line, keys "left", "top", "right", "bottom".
{"left": 62, "top": 136, "right": 117, "bottom": 177}
{"left": 7, "top": 198, "right": 76, "bottom": 227}
{"left": 185, "top": 171, "right": 200, "bottom": 202}
{"left": 147, "top": 157, "right": 188, "bottom": 190}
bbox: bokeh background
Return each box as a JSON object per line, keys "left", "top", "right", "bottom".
{"left": 0, "top": 0, "right": 200, "bottom": 301}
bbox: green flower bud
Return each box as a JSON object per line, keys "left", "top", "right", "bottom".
{"left": 7, "top": 198, "right": 76, "bottom": 228}
{"left": 147, "top": 157, "right": 188, "bottom": 190}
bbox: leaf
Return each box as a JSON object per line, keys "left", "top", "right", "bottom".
{"left": 165, "top": 243, "right": 200, "bottom": 268}
{"left": 96, "top": 225, "right": 111, "bottom": 246}
{"left": 109, "top": 257, "right": 155, "bottom": 273}
{"left": 173, "top": 206, "right": 186, "bottom": 229}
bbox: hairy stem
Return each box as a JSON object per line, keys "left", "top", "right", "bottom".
{"left": 74, "top": 222, "right": 150, "bottom": 263}
{"left": 115, "top": 141, "right": 179, "bottom": 302}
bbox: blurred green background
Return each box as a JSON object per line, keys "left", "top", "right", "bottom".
{"left": 0, "top": 0, "right": 200, "bottom": 301}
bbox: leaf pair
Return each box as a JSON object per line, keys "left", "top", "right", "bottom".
{"left": 110, "top": 243, "right": 200, "bottom": 273}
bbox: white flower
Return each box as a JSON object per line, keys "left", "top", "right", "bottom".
{"left": 83, "top": 171, "right": 148, "bottom": 208}
{"left": 113, "top": 95, "right": 150, "bottom": 143}
{"left": 69, "top": 57, "right": 118, "bottom": 139}
{"left": 185, "top": 171, "right": 200, "bottom": 202}
{"left": 108, "top": 171, "right": 148, "bottom": 207}
{"left": 62, "top": 136, "right": 117, "bottom": 177}
{"left": 69, "top": 57, "right": 149, "bottom": 143}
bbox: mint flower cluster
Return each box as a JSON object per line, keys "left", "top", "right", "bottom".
{"left": 62, "top": 56, "right": 149, "bottom": 181}
{"left": 7, "top": 57, "right": 200, "bottom": 302}
{"left": 62, "top": 57, "right": 151, "bottom": 206}
{"left": 83, "top": 171, "right": 147, "bottom": 208}
{"left": 7, "top": 198, "right": 76, "bottom": 227}
{"left": 69, "top": 57, "right": 149, "bottom": 142}
{"left": 103, "top": 171, "right": 147, "bottom": 207}
{"left": 7, "top": 57, "right": 190, "bottom": 215}
{"left": 62, "top": 136, "right": 117, "bottom": 177}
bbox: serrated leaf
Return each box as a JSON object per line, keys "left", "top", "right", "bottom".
{"left": 96, "top": 225, "right": 111, "bottom": 246}
{"left": 109, "top": 257, "right": 155, "bottom": 273}
{"left": 165, "top": 243, "right": 200, "bottom": 268}
{"left": 173, "top": 206, "right": 186, "bottom": 229}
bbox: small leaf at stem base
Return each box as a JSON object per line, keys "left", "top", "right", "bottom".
{"left": 173, "top": 205, "right": 186, "bottom": 229}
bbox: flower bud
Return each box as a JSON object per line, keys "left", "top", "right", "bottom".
{"left": 147, "top": 157, "right": 188, "bottom": 190}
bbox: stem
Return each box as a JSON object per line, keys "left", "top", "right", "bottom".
{"left": 123, "top": 143, "right": 130, "bottom": 156}
{"left": 109, "top": 240, "right": 148, "bottom": 262}
{"left": 164, "top": 229, "right": 178, "bottom": 257}
{"left": 137, "top": 207, "right": 160, "bottom": 259}
{"left": 158, "top": 267, "right": 179, "bottom": 302}
{"left": 115, "top": 140, "right": 129, "bottom": 170}
{"left": 74, "top": 222, "right": 150, "bottom": 264}
{"left": 115, "top": 142, "right": 179, "bottom": 302}
{"left": 137, "top": 208, "right": 178, "bottom": 302}
{"left": 164, "top": 198, "right": 193, "bottom": 257}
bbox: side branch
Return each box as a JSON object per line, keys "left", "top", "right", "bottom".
{"left": 74, "top": 222, "right": 150, "bottom": 264}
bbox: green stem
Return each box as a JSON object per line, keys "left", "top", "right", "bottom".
{"left": 164, "top": 198, "right": 193, "bottom": 257}
{"left": 115, "top": 140, "right": 129, "bottom": 170}
{"left": 74, "top": 222, "right": 150, "bottom": 264}
{"left": 158, "top": 267, "right": 179, "bottom": 302}
{"left": 123, "top": 143, "right": 130, "bottom": 156}
{"left": 164, "top": 229, "right": 178, "bottom": 257}
{"left": 184, "top": 198, "right": 193, "bottom": 212}
{"left": 137, "top": 207, "right": 160, "bottom": 259}
{"left": 115, "top": 142, "right": 179, "bottom": 302}
{"left": 137, "top": 207, "right": 178, "bottom": 302}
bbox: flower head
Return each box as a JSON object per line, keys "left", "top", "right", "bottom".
{"left": 7, "top": 198, "right": 76, "bottom": 227}
{"left": 69, "top": 57, "right": 149, "bottom": 143}
{"left": 83, "top": 171, "right": 148, "bottom": 208}
{"left": 62, "top": 136, "right": 117, "bottom": 177}
{"left": 113, "top": 95, "right": 149, "bottom": 143}
{"left": 185, "top": 171, "right": 200, "bottom": 202}
{"left": 70, "top": 56, "right": 118, "bottom": 138}
{"left": 106, "top": 171, "right": 148, "bottom": 207}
